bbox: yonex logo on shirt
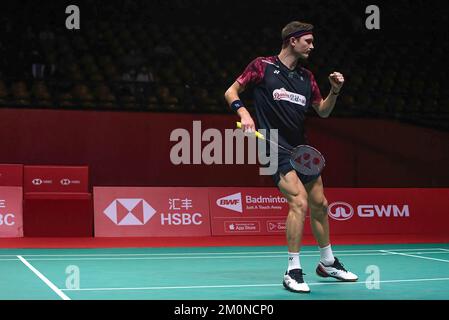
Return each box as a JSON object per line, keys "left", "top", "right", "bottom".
{"left": 273, "top": 88, "right": 307, "bottom": 106}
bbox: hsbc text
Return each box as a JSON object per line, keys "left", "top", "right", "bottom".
{"left": 0, "top": 214, "right": 15, "bottom": 226}
{"left": 160, "top": 213, "right": 203, "bottom": 225}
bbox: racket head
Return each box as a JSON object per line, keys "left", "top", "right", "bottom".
{"left": 289, "top": 145, "right": 326, "bottom": 176}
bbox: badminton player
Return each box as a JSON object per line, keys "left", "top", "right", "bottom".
{"left": 224, "top": 21, "right": 358, "bottom": 293}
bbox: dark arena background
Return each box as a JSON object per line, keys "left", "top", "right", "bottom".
{"left": 0, "top": 0, "right": 448, "bottom": 309}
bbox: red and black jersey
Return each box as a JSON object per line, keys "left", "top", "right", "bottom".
{"left": 237, "top": 56, "right": 322, "bottom": 152}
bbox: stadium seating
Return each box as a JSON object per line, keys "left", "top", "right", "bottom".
{"left": 0, "top": 0, "right": 447, "bottom": 129}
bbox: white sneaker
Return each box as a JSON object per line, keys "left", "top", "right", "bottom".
{"left": 316, "top": 257, "right": 358, "bottom": 282}
{"left": 283, "top": 269, "right": 311, "bottom": 293}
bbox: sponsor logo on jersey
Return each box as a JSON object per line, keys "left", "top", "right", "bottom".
{"left": 273, "top": 88, "right": 306, "bottom": 106}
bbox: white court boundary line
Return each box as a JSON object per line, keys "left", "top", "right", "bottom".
{"left": 380, "top": 250, "right": 449, "bottom": 263}
{"left": 17, "top": 255, "right": 70, "bottom": 300}
{"left": 61, "top": 277, "right": 449, "bottom": 292}
{"left": 4, "top": 251, "right": 449, "bottom": 261}
{"left": 0, "top": 249, "right": 446, "bottom": 262}
{"left": 0, "top": 247, "right": 447, "bottom": 258}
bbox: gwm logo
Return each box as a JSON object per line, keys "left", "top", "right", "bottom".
{"left": 328, "top": 202, "right": 410, "bottom": 220}
{"left": 328, "top": 202, "right": 354, "bottom": 221}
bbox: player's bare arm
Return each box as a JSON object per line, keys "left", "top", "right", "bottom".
{"left": 313, "top": 72, "right": 345, "bottom": 118}
{"left": 224, "top": 81, "right": 256, "bottom": 132}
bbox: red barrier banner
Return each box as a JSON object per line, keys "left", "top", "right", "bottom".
{"left": 0, "top": 187, "right": 23, "bottom": 237}
{"left": 325, "top": 188, "right": 449, "bottom": 234}
{"left": 24, "top": 166, "right": 89, "bottom": 193}
{"left": 0, "top": 164, "right": 23, "bottom": 187}
{"left": 93, "top": 187, "right": 449, "bottom": 237}
{"left": 209, "top": 188, "right": 290, "bottom": 235}
{"left": 94, "top": 187, "right": 211, "bottom": 237}
{"left": 209, "top": 187, "right": 449, "bottom": 236}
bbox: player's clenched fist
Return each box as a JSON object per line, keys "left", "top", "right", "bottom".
{"left": 328, "top": 72, "right": 344, "bottom": 91}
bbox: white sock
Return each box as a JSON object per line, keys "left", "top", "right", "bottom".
{"left": 319, "top": 244, "right": 335, "bottom": 265}
{"left": 288, "top": 252, "right": 301, "bottom": 271}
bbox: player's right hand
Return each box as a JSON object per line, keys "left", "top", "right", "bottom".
{"left": 240, "top": 115, "right": 256, "bottom": 133}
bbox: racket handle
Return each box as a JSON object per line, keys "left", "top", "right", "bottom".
{"left": 255, "top": 131, "right": 265, "bottom": 140}
{"left": 236, "top": 122, "right": 265, "bottom": 140}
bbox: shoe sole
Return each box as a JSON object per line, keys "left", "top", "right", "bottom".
{"left": 316, "top": 265, "right": 358, "bottom": 282}
{"left": 282, "top": 281, "right": 311, "bottom": 293}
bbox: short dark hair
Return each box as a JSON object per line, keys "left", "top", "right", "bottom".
{"left": 281, "top": 21, "right": 314, "bottom": 47}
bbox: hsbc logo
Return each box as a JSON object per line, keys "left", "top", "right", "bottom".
{"left": 32, "top": 178, "right": 52, "bottom": 186}
{"left": 32, "top": 179, "right": 43, "bottom": 185}
{"left": 328, "top": 202, "right": 410, "bottom": 220}
{"left": 217, "top": 193, "right": 242, "bottom": 213}
{"left": 104, "top": 199, "right": 156, "bottom": 226}
{"left": 60, "top": 179, "right": 71, "bottom": 186}
{"left": 60, "top": 179, "right": 81, "bottom": 186}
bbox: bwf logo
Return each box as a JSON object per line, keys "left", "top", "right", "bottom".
{"left": 104, "top": 199, "right": 156, "bottom": 226}
{"left": 217, "top": 193, "right": 243, "bottom": 213}
{"left": 328, "top": 202, "right": 410, "bottom": 220}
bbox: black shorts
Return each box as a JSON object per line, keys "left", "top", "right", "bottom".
{"left": 272, "top": 160, "right": 321, "bottom": 187}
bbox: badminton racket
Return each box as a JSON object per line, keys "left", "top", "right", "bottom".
{"left": 236, "top": 121, "right": 325, "bottom": 176}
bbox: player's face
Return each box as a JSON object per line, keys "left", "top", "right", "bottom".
{"left": 294, "top": 34, "right": 314, "bottom": 59}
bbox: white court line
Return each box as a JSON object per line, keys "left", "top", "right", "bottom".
{"left": 0, "top": 247, "right": 447, "bottom": 258}
{"left": 9, "top": 251, "right": 449, "bottom": 262}
{"left": 380, "top": 250, "right": 449, "bottom": 263}
{"left": 438, "top": 248, "right": 449, "bottom": 252}
{"left": 17, "top": 255, "right": 70, "bottom": 300}
{"left": 62, "top": 277, "right": 449, "bottom": 292}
